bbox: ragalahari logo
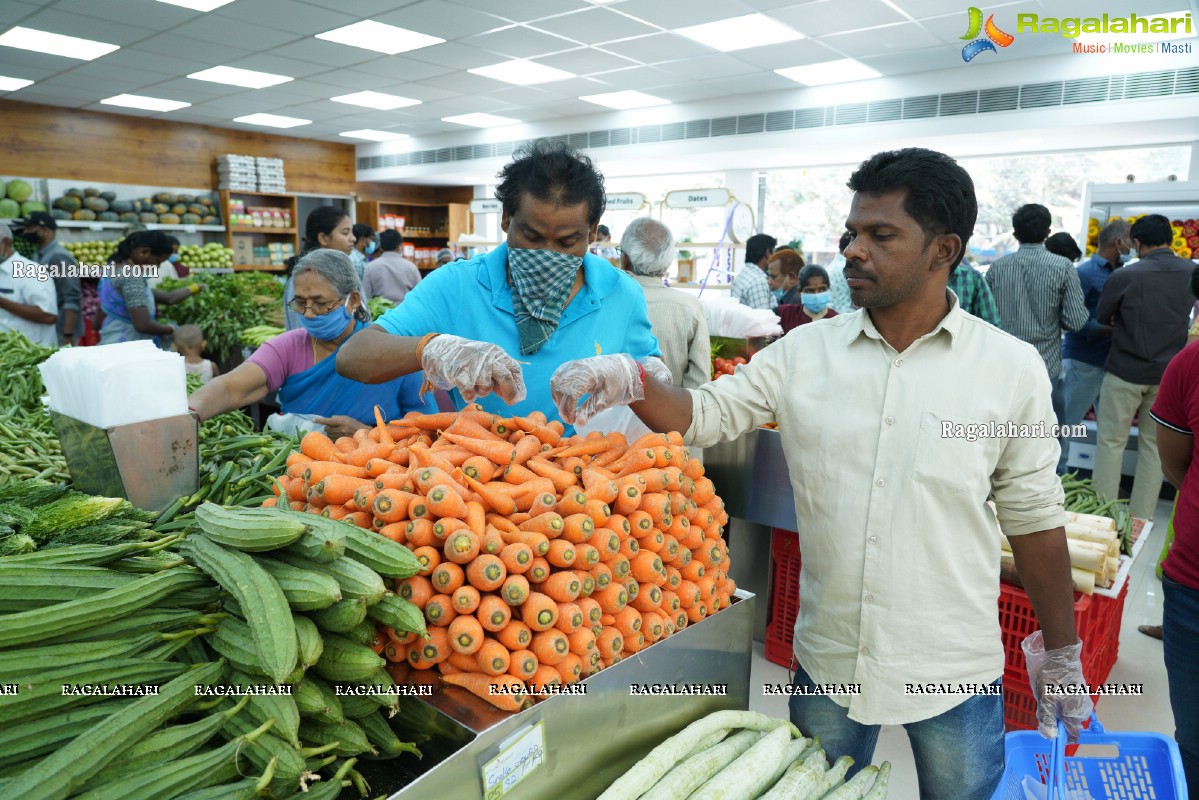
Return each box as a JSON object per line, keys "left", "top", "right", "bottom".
{"left": 960, "top": 7, "right": 1015, "bottom": 62}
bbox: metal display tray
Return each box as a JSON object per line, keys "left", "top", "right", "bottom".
{"left": 703, "top": 427, "right": 795, "bottom": 530}
{"left": 360, "top": 590, "right": 756, "bottom": 800}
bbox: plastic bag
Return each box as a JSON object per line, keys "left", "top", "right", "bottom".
{"left": 265, "top": 412, "right": 325, "bottom": 437}
{"left": 701, "top": 297, "right": 783, "bottom": 339}
{"left": 573, "top": 405, "right": 652, "bottom": 442}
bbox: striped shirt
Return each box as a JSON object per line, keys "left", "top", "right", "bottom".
{"left": 631, "top": 274, "right": 712, "bottom": 389}
{"left": 948, "top": 263, "right": 1000, "bottom": 326}
{"left": 984, "top": 243, "right": 1088, "bottom": 380}
{"left": 731, "top": 262, "right": 776, "bottom": 310}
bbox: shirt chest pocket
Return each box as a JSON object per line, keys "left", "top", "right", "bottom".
{"left": 911, "top": 411, "right": 1001, "bottom": 495}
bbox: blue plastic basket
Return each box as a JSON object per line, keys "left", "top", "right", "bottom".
{"left": 992, "top": 715, "right": 1188, "bottom": 799}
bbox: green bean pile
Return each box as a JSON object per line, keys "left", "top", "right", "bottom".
{"left": 0, "top": 333, "right": 68, "bottom": 485}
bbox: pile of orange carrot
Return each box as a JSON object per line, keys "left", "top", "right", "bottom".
{"left": 263, "top": 405, "right": 734, "bottom": 712}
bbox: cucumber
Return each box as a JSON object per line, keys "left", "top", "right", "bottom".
{"left": 688, "top": 726, "right": 795, "bottom": 800}
{"left": 294, "top": 614, "right": 324, "bottom": 668}
{"left": 254, "top": 555, "right": 342, "bottom": 611}
{"left": 294, "top": 674, "right": 345, "bottom": 724}
{"left": 366, "top": 594, "right": 427, "bottom": 638}
{"left": 642, "top": 730, "right": 762, "bottom": 800}
{"left": 2, "top": 660, "right": 225, "bottom": 800}
{"left": 48, "top": 607, "right": 213, "bottom": 644}
{"left": 809, "top": 755, "right": 854, "bottom": 798}
{"left": 299, "top": 718, "right": 376, "bottom": 757}
{"left": 273, "top": 551, "right": 386, "bottom": 605}
{"left": 173, "top": 754, "right": 277, "bottom": 800}
{"left": 220, "top": 703, "right": 312, "bottom": 797}
{"left": 0, "top": 567, "right": 211, "bottom": 649}
{"left": 210, "top": 616, "right": 272, "bottom": 678}
{"left": 181, "top": 535, "right": 298, "bottom": 684}
{"left": 342, "top": 525, "right": 421, "bottom": 578}
{"left": 195, "top": 503, "right": 308, "bottom": 552}
{"left": 312, "top": 635, "right": 386, "bottom": 683}
{"left": 306, "top": 597, "right": 368, "bottom": 634}
{"left": 230, "top": 669, "right": 302, "bottom": 748}
{"left": 0, "top": 658, "right": 189, "bottom": 726}
{"left": 0, "top": 703, "right": 126, "bottom": 769}
{"left": 818, "top": 763, "right": 878, "bottom": 800}
{"left": 757, "top": 748, "right": 828, "bottom": 800}
{"left": 357, "top": 710, "right": 421, "bottom": 758}
{"left": 0, "top": 632, "right": 165, "bottom": 679}
{"left": 861, "top": 761, "right": 892, "bottom": 800}
{"left": 0, "top": 564, "right": 139, "bottom": 611}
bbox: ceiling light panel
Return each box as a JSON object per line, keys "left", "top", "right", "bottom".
{"left": 469, "top": 59, "right": 575, "bottom": 85}
{"left": 674, "top": 13, "right": 803, "bottom": 52}
{"left": 331, "top": 90, "right": 420, "bottom": 109}
{"left": 153, "top": 0, "right": 236, "bottom": 10}
{"left": 315, "top": 20, "right": 445, "bottom": 55}
{"left": 100, "top": 93, "right": 191, "bottom": 111}
{"left": 0, "top": 27, "right": 119, "bottom": 61}
{"left": 579, "top": 90, "right": 669, "bottom": 109}
{"left": 188, "top": 65, "right": 292, "bottom": 88}
{"left": 0, "top": 75, "right": 34, "bottom": 91}
{"left": 442, "top": 112, "right": 521, "bottom": 127}
{"left": 233, "top": 112, "right": 311, "bottom": 128}
{"left": 340, "top": 129, "right": 410, "bottom": 141}
{"left": 775, "top": 58, "right": 882, "bottom": 85}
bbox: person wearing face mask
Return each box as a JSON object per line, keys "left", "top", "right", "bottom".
{"left": 188, "top": 249, "right": 435, "bottom": 440}
{"left": 16, "top": 211, "right": 80, "bottom": 346}
{"left": 777, "top": 264, "right": 840, "bottom": 334}
{"left": 0, "top": 221, "right": 58, "bottom": 347}
{"left": 284, "top": 207, "right": 356, "bottom": 331}
{"left": 1091, "top": 214, "right": 1197, "bottom": 521}
{"left": 1059, "top": 219, "right": 1132, "bottom": 473}
{"left": 349, "top": 224, "right": 376, "bottom": 283}
{"left": 98, "top": 231, "right": 206, "bottom": 347}
{"left": 336, "top": 138, "right": 664, "bottom": 431}
{"left": 766, "top": 248, "right": 803, "bottom": 306}
{"left": 147, "top": 236, "right": 182, "bottom": 288}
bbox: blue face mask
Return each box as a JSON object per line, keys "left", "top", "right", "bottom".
{"left": 299, "top": 302, "right": 353, "bottom": 341}
{"left": 168, "top": 253, "right": 181, "bottom": 264}
{"left": 801, "top": 291, "right": 831, "bottom": 313}
{"left": 365, "top": 241, "right": 377, "bottom": 255}
{"left": 772, "top": 288, "right": 786, "bottom": 301}
{"left": 1118, "top": 246, "right": 1135, "bottom": 265}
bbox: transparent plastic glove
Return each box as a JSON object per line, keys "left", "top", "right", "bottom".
{"left": 638, "top": 356, "right": 673, "bottom": 385}
{"left": 420, "top": 334, "right": 526, "bottom": 405}
{"left": 551, "top": 354, "right": 643, "bottom": 425}
{"left": 1022, "top": 631, "right": 1093, "bottom": 743}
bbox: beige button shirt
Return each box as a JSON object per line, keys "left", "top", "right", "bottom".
{"left": 686, "top": 292, "right": 1067, "bottom": 725}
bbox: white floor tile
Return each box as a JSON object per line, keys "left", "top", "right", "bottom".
{"left": 744, "top": 496, "right": 1179, "bottom": 793}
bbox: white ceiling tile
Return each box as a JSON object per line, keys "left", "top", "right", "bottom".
{"left": 0, "top": 49, "right": 84, "bottom": 72}
{"left": 858, "top": 49, "right": 954, "bottom": 75}
{"left": 402, "top": 40, "right": 506, "bottom": 69}
{"left": 728, "top": 39, "right": 840, "bottom": 70}
{"left": 530, "top": 8, "right": 660, "bottom": 45}
{"left": 226, "top": 53, "right": 331, "bottom": 79}
{"left": 71, "top": 63, "right": 158, "bottom": 86}
{"left": 449, "top": 0, "right": 588, "bottom": 24}
{"left": 131, "top": 34, "right": 255, "bottom": 64}
{"left": 80, "top": 102, "right": 166, "bottom": 117}
{"left": 15, "top": 86, "right": 101, "bottom": 104}
{"left": 705, "top": 72, "right": 802, "bottom": 93}
{"left": 537, "top": 47, "right": 638, "bottom": 74}
{"left": 647, "top": 82, "right": 733, "bottom": 102}
{"left": 587, "top": 65, "right": 676, "bottom": 89}
{"left": 59, "top": 0, "right": 199, "bottom": 28}
{"left": 214, "top": 0, "right": 356, "bottom": 36}
{"left": 521, "top": 76, "right": 612, "bottom": 98}
{"left": 618, "top": 0, "right": 758, "bottom": 29}
{"left": 771, "top": 0, "right": 907, "bottom": 37}
{"left": 173, "top": 16, "right": 301, "bottom": 49}
{"left": 596, "top": 33, "right": 712, "bottom": 63}
{"left": 189, "top": 93, "right": 295, "bottom": 114}
{"left": 741, "top": 0, "right": 828, "bottom": 9}
{"left": 38, "top": 70, "right": 145, "bottom": 94}
{"left": 817, "top": 22, "right": 943, "bottom": 57}
{"left": 0, "top": 2, "right": 40, "bottom": 26}
{"left": 142, "top": 77, "right": 251, "bottom": 101}
{"left": 466, "top": 26, "right": 582, "bottom": 58}
{"left": 417, "top": 70, "right": 502, "bottom": 94}
{"left": 300, "top": 0, "right": 422, "bottom": 13}
{"left": 919, "top": 1, "right": 1041, "bottom": 44}
{"left": 433, "top": 94, "right": 525, "bottom": 113}
{"left": 16, "top": 9, "right": 160, "bottom": 46}
{"left": 97, "top": 48, "right": 212, "bottom": 74}
{"left": 266, "top": 39, "right": 379, "bottom": 68}
{"left": 887, "top": 0, "right": 976, "bottom": 18}
{"left": 369, "top": 56, "right": 457, "bottom": 82}
{"left": 654, "top": 53, "right": 763, "bottom": 80}
{"left": 376, "top": 1, "right": 509, "bottom": 40}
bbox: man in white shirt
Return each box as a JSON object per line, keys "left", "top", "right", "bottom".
{"left": 0, "top": 222, "right": 58, "bottom": 347}
{"left": 361, "top": 230, "right": 421, "bottom": 305}
{"left": 620, "top": 217, "right": 710, "bottom": 389}
{"left": 550, "top": 148, "right": 1090, "bottom": 799}
{"left": 730, "top": 233, "right": 777, "bottom": 310}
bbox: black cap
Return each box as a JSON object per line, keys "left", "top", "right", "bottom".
{"left": 16, "top": 211, "right": 57, "bottom": 231}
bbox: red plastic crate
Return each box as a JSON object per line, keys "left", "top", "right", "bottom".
{"left": 764, "top": 528, "right": 801, "bottom": 668}
{"left": 1003, "top": 668, "right": 1103, "bottom": 732}
{"left": 999, "top": 582, "right": 1094, "bottom": 679}
{"left": 1084, "top": 583, "right": 1129, "bottom": 686}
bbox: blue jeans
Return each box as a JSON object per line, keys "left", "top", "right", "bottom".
{"left": 1162, "top": 572, "right": 1199, "bottom": 794}
{"left": 788, "top": 662, "right": 1005, "bottom": 800}
{"left": 1060, "top": 359, "right": 1105, "bottom": 472}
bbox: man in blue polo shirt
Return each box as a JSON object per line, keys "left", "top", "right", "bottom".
{"left": 336, "top": 139, "right": 664, "bottom": 429}
{"left": 1059, "top": 219, "right": 1131, "bottom": 471}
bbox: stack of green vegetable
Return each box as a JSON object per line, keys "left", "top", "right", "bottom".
{"left": 0, "top": 502, "right": 430, "bottom": 799}
{"left": 0, "top": 332, "right": 68, "bottom": 485}
{"left": 240, "top": 325, "right": 285, "bottom": 348}
{"left": 366, "top": 297, "right": 394, "bottom": 321}
{"left": 599, "top": 710, "right": 889, "bottom": 799}
{"left": 1060, "top": 472, "right": 1134, "bottom": 555}
{"left": 158, "top": 272, "right": 284, "bottom": 361}
{"left": 0, "top": 480, "right": 157, "bottom": 556}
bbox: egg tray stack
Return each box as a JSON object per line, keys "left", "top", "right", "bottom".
{"left": 216, "top": 155, "right": 258, "bottom": 192}
{"left": 255, "top": 157, "right": 286, "bottom": 194}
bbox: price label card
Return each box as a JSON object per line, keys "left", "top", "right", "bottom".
{"left": 481, "top": 722, "right": 546, "bottom": 799}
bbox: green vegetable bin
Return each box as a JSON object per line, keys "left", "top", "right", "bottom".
{"left": 49, "top": 410, "right": 198, "bottom": 512}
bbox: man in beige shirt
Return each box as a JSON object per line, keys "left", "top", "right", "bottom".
{"left": 550, "top": 148, "right": 1090, "bottom": 799}
{"left": 620, "top": 217, "right": 711, "bottom": 389}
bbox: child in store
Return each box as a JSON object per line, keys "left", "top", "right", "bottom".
{"left": 173, "top": 324, "right": 219, "bottom": 384}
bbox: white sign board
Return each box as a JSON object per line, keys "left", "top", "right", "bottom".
{"left": 664, "top": 188, "right": 731, "bottom": 208}
{"left": 606, "top": 192, "right": 646, "bottom": 210}
{"left": 482, "top": 722, "right": 545, "bottom": 799}
{"left": 470, "top": 199, "right": 503, "bottom": 214}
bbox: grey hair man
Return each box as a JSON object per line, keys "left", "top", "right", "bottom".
{"left": 620, "top": 217, "right": 710, "bottom": 389}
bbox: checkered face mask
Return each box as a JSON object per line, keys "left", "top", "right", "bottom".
{"left": 507, "top": 247, "right": 583, "bottom": 355}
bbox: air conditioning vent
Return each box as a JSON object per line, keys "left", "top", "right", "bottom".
{"left": 711, "top": 116, "right": 737, "bottom": 137}
{"left": 1063, "top": 77, "right": 1108, "bottom": 104}
{"left": 978, "top": 86, "right": 1018, "bottom": 112}
{"left": 1019, "top": 82, "right": 1063, "bottom": 108}
{"left": 867, "top": 99, "right": 901, "bottom": 122}
{"left": 637, "top": 124, "right": 661, "bottom": 143}
{"left": 737, "top": 114, "right": 765, "bottom": 134}
{"left": 686, "top": 119, "right": 711, "bottom": 138}
{"left": 766, "top": 110, "right": 794, "bottom": 131}
{"left": 661, "top": 121, "right": 685, "bottom": 141}
{"left": 1124, "top": 69, "right": 1173, "bottom": 99}
{"left": 794, "top": 107, "right": 825, "bottom": 127}
{"left": 834, "top": 103, "right": 867, "bottom": 125}
{"left": 940, "top": 91, "right": 978, "bottom": 116}
{"left": 903, "top": 95, "right": 939, "bottom": 119}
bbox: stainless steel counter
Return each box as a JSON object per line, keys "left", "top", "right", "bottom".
{"left": 364, "top": 590, "right": 756, "bottom": 800}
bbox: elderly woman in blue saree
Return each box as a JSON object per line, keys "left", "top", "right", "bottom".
{"left": 98, "top": 230, "right": 206, "bottom": 346}
{"left": 188, "top": 249, "right": 434, "bottom": 439}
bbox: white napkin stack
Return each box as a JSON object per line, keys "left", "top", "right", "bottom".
{"left": 39, "top": 341, "right": 188, "bottom": 429}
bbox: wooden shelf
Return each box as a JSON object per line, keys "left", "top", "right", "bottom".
{"left": 402, "top": 231, "right": 449, "bottom": 239}
{"left": 221, "top": 190, "right": 294, "bottom": 199}
{"left": 232, "top": 263, "right": 287, "bottom": 272}
{"left": 228, "top": 226, "right": 297, "bottom": 235}
{"left": 2, "top": 219, "right": 225, "bottom": 233}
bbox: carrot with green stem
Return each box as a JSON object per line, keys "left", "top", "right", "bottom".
{"left": 555, "top": 601, "right": 585, "bottom": 634}
{"left": 500, "top": 542, "right": 534, "bottom": 574}
{"left": 443, "top": 529, "right": 481, "bottom": 565}
{"left": 466, "top": 554, "right": 508, "bottom": 592}
{"left": 546, "top": 539, "right": 577, "bottom": 569}
{"left": 531, "top": 629, "right": 570, "bottom": 666}
{"left": 461, "top": 456, "right": 497, "bottom": 483}
{"left": 497, "top": 620, "right": 533, "bottom": 651}
{"left": 309, "top": 474, "right": 374, "bottom": 506}
{"left": 304, "top": 461, "right": 368, "bottom": 483}
{"left": 475, "top": 638, "right": 511, "bottom": 676}
{"left": 477, "top": 595, "right": 512, "bottom": 632}
{"left": 424, "top": 594, "right": 457, "bottom": 627}
{"left": 448, "top": 614, "right": 485, "bottom": 655}
{"left": 526, "top": 556, "right": 551, "bottom": 584}
{"left": 426, "top": 484, "right": 469, "bottom": 519}
{"left": 520, "top": 591, "right": 559, "bottom": 632}
{"left": 430, "top": 561, "right": 465, "bottom": 594}
{"left": 507, "top": 649, "right": 538, "bottom": 681}
{"left": 481, "top": 528, "right": 506, "bottom": 556}
{"left": 451, "top": 584, "right": 481, "bottom": 615}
